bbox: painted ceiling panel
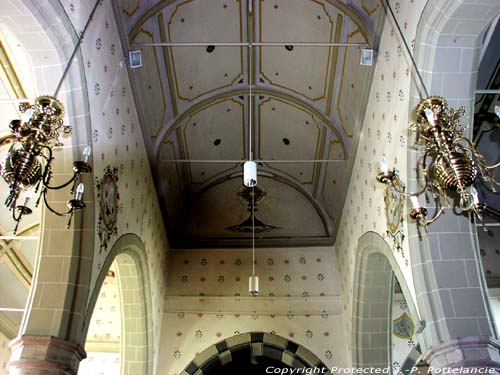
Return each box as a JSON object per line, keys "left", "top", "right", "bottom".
{"left": 182, "top": 176, "right": 327, "bottom": 239}
{"left": 119, "top": 0, "right": 380, "bottom": 247}
{"left": 166, "top": 0, "right": 244, "bottom": 101}
{"left": 157, "top": 140, "right": 183, "bottom": 223}
{"left": 183, "top": 98, "right": 245, "bottom": 184}
{"left": 259, "top": 0, "right": 333, "bottom": 101}
{"left": 336, "top": 28, "right": 369, "bottom": 138}
{"left": 131, "top": 25, "right": 168, "bottom": 138}
{"left": 321, "top": 140, "right": 347, "bottom": 221}
{"left": 259, "top": 98, "right": 320, "bottom": 184}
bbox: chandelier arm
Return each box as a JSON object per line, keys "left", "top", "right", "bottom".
{"left": 0, "top": 134, "right": 15, "bottom": 146}
{"left": 457, "top": 143, "right": 500, "bottom": 187}
{"left": 390, "top": 179, "right": 429, "bottom": 197}
{"left": 43, "top": 174, "right": 77, "bottom": 191}
{"left": 424, "top": 206, "right": 446, "bottom": 226}
{"left": 454, "top": 137, "right": 500, "bottom": 171}
{"left": 42, "top": 190, "right": 72, "bottom": 216}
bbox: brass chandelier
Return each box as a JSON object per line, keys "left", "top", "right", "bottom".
{"left": 377, "top": 96, "right": 500, "bottom": 228}
{"left": 375, "top": 0, "right": 500, "bottom": 229}
{"left": 1, "top": 96, "right": 92, "bottom": 233}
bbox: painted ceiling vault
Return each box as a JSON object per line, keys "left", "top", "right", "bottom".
{"left": 117, "top": 0, "right": 382, "bottom": 247}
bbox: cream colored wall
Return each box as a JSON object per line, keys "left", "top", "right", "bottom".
{"left": 0, "top": 331, "right": 9, "bottom": 375}
{"left": 335, "top": 0, "right": 428, "bottom": 354}
{"left": 55, "top": 0, "right": 169, "bottom": 371}
{"left": 158, "top": 247, "right": 347, "bottom": 374}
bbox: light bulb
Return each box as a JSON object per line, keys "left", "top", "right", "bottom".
{"left": 424, "top": 108, "right": 435, "bottom": 126}
{"left": 410, "top": 196, "right": 421, "bottom": 209}
{"left": 75, "top": 183, "right": 85, "bottom": 200}
{"left": 380, "top": 155, "right": 389, "bottom": 173}
{"left": 82, "top": 145, "right": 92, "bottom": 163}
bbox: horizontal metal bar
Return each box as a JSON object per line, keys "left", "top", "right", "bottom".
{"left": 160, "top": 159, "right": 344, "bottom": 163}
{"left": 476, "top": 223, "right": 500, "bottom": 227}
{"left": 0, "top": 308, "right": 24, "bottom": 312}
{"left": 135, "top": 42, "right": 367, "bottom": 47}
{"left": 0, "top": 236, "right": 38, "bottom": 240}
{"left": 475, "top": 90, "right": 500, "bottom": 94}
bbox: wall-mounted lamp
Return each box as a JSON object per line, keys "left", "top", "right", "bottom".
{"left": 377, "top": 96, "right": 499, "bottom": 229}
{"left": 0, "top": 96, "right": 92, "bottom": 233}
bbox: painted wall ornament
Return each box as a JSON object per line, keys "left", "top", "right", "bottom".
{"left": 393, "top": 312, "right": 414, "bottom": 339}
{"left": 384, "top": 174, "right": 405, "bottom": 254}
{"left": 96, "top": 166, "right": 119, "bottom": 252}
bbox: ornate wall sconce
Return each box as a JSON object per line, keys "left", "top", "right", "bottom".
{"left": 0, "top": 96, "right": 92, "bottom": 233}
{"left": 377, "top": 96, "right": 499, "bottom": 229}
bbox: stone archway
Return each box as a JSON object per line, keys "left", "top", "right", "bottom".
{"left": 406, "top": 0, "right": 500, "bottom": 370}
{"left": 180, "top": 332, "right": 328, "bottom": 375}
{"left": 83, "top": 234, "right": 153, "bottom": 375}
{"left": 352, "top": 232, "right": 420, "bottom": 371}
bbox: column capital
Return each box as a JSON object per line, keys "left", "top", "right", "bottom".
{"left": 8, "top": 335, "right": 86, "bottom": 375}
{"left": 423, "top": 336, "right": 500, "bottom": 372}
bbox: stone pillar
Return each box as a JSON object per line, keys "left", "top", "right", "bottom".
{"left": 423, "top": 337, "right": 500, "bottom": 374}
{"left": 8, "top": 335, "right": 86, "bottom": 375}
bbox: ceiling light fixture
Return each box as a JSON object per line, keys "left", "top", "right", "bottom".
{"left": 0, "top": 0, "right": 100, "bottom": 234}
{"left": 376, "top": 0, "right": 500, "bottom": 230}
{"left": 245, "top": 42, "right": 259, "bottom": 297}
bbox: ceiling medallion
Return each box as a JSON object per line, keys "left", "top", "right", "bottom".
{"left": 95, "top": 166, "right": 119, "bottom": 252}
{"left": 225, "top": 186, "right": 280, "bottom": 234}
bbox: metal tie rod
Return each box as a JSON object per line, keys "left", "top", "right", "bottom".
{"left": 161, "top": 159, "right": 344, "bottom": 163}
{"left": 135, "top": 42, "right": 367, "bottom": 47}
{"left": 0, "top": 308, "right": 24, "bottom": 312}
{"left": 475, "top": 90, "right": 500, "bottom": 94}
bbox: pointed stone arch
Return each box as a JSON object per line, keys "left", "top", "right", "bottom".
{"left": 352, "top": 232, "right": 420, "bottom": 369}
{"left": 83, "top": 234, "right": 153, "bottom": 375}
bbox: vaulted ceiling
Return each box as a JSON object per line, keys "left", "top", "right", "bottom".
{"left": 117, "top": 0, "right": 383, "bottom": 247}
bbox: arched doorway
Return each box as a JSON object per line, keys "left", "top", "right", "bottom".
{"left": 352, "top": 232, "right": 421, "bottom": 372}
{"left": 80, "top": 234, "right": 153, "bottom": 375}
{"left": 181, "top": 332, "right": 327, "bottom": 375}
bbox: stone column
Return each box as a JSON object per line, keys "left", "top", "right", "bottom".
{"left": 423, "top": 337, "right": 500, "bottom": 374}
{"left": 8, "top": 336, "right": 86, "bottom": 375}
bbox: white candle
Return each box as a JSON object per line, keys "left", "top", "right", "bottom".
{"left": 23, "top": 189, "right": 34, "bottom": 206}
{"left": 380, "top": 155, "right": 389, "bottom": 173}
{"left": 75, "top": 183, "right": 85, "bottom": 201}
{"left": 82, "top": 146, "right": 92, "bottom": 163}
{"left": 424, "top": 108, "right": 435, "bottom": 125}
{"left": 470, "top": 186, "right": 480, "bottom": 205}
{"left": 410, "top": 196, "right": 421, "bottom": 209}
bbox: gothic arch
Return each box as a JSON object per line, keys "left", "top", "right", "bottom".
{"left": 11, "top": 0, "right": 95, "bottom": 344}
{"left": 83, "top": 234, "right": 153, "bottom": 375}
{"left": 406, "top": 0, "right": 500, "bottom": 356}
{"left": 180, "top": 332, "right": 328, "bottom": 374}
{"left": 352, "top": 232, "right": 420, "bottom": 369}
